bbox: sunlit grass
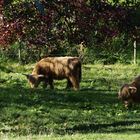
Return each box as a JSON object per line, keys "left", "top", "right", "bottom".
{"left": 1, "top": 133, "right": 140, "bottom": 140}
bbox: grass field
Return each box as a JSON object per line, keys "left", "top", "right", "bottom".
{"left": 1, "top": 61, "right": 140, "bottom": 139}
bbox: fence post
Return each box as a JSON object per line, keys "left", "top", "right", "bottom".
{"left": 133, "top": 40, "right": 136, "bottom": 64}
{"left": 18, "top": 39, "right": 22, "bottom": 64}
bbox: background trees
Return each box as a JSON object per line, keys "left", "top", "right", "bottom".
{"left": 0, "top": 0, "right": 140, "bottom": 64}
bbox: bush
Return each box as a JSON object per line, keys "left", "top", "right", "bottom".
{"left": 82, "top": 34, "right": 134, "bottom": 64}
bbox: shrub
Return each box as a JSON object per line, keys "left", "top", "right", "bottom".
{"left": 82, "top": 34, "right": 134, "bottom": 64}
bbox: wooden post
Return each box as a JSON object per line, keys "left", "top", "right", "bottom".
{"left": 133, "top": 40, "right": 136, "bottom": 64}
{"left": 18, "top": 40, "right": 22, "bottom": 64}
{"left": 78, "top": 41, "right": 85, "bottom": 60}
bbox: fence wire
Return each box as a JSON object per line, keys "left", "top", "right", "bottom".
{"left": 1, "top": 49, "right": 139, "bottom": 65}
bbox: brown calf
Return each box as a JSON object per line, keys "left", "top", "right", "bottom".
{"left": 118, "top": 75, "right": 140, "bottom": 108}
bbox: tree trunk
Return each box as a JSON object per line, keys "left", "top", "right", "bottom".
{"left": 0, "top": 0, "right": 4, "bottom": 26}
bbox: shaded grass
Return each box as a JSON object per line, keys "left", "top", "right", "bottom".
{"left": 1, "top": 61, "right": 140, "bottom": 138}
{"left": 0, "top": 87, "right": 119, "bottom": 135}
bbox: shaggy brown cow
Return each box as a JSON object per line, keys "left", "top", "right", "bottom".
{"left": 118, "top": 75, "right": 140, "bottom": 108}
{"left": 25, "top": 57, "right": 81, "bottom": 90}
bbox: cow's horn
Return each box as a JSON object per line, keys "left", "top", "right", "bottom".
{"left": 129, "top": 86, "right": 137, "bottom": 90}
{"left": 129, "top": 86, "right": 137, "bottom": 94}
{"left": 38, "top": 74, "right": 45, "bottom": 78}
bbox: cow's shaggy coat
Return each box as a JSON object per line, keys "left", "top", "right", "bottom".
{"left": 118, "top": 75, "right": 140, "bottom": 108}
{"left": 26, "top": 57, "right": 81, "bottom": 90}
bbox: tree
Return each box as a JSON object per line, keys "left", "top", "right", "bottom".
{"left": 1, "top": 0, "right": 140, "bottom": 63}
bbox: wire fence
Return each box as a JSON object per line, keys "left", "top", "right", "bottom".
{"left": 1, "top": 49, "right": 140, "bottom": 65}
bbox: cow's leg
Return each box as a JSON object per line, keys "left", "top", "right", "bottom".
{"left": 66, "top": 79, "right": 73, "bottom": 89}
{"left": 49, "top": 79, "right": 54, "bottom": 89}
{"left": 69, "top": 76, "right": 79, "bottom": 90}
{"left": 124, "top": 99, "right": 133, "bottom": 109}
{"left": 43, "top": 79, "right": 48, "bottom": 89}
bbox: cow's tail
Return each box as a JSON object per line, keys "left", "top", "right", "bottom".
{"left": 78, "top": 61, "right": 82, "bottom": 83}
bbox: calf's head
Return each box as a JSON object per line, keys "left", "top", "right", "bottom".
{"left": 24, "top": 74, "right": 45, "bottom": 88}
{"left": 118, "top": 84, "right": 137, "bottom": 108}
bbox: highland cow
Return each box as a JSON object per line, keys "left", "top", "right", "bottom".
{"left": 25, "top": 57, "right": 81, "bottom": 90}
{"left": 118, "top": 75, "right": 140, "bottom": 108}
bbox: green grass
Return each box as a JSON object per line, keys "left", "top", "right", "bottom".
{"left": 1, "top": 133, "right": 140, "bottom": 140}
{"left": 1, "top": 61, "right": 140, "bottom": 139}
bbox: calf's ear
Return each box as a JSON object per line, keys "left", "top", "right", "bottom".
{"left": 129, "top": 86, "right": 137, "bottom": 94}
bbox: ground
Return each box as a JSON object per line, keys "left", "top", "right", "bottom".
{"left": 1, "top": 61, "right": 140, "bottom": 139}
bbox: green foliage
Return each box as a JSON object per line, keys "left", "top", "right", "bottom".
{"left": 109, "top": 0, "right": 140, "bottom": 5}
{"left": 82, "top": 34, "right": 134, "bottom": 64}
{"left": 1, "top": 0, "right": 140, "bottom": 64}
{"left": 1, "top": 32, "right": 137, "bottom": 65}
{"left": 0, "top": 41, "right": 80, "bottom": 64}
{"left": 130, "top": 8, "right": 140, "bottom": 27}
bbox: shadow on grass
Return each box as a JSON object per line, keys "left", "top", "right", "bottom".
{"left": 0, "top": 86, "right": 118, "bottom": 109}
{"left": 66, "top": 120, "right": 140, "bottom": 133}
{"left": 1, "top": 86, "right": 140, "bottom": 135}
{"left": 0, "top": 65, "right": 13, "bottom": 73}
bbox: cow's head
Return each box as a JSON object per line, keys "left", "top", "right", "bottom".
{"left": 118, "top": 84, "right": 137, "bottom": 108}
{"left": 23, "top": 74, "right": 45, "bottom": 88}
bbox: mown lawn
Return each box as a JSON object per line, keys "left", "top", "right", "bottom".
{"left": 1, "top": 61, "right": 140, "bottom": 139}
